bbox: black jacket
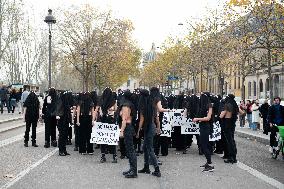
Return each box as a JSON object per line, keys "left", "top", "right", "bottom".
{"left": 267, "top": 104, "right": 284, "bottom": 125}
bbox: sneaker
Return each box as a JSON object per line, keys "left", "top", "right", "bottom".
{"left": 81, "top": 153, "right": 87, "bottom": 155}
{"left": 24, "top": 142, "right": 28, "bottom": 147}
{"left": 157, "top": 159, "right": 163, "bottom": 165}
{"left": 123, "top": 170, "right": 131, "bottom": 176}
{"left": 202, "top": 165, "right": 214, "bottom": 172}
{"left": 88, "top": 152, "right": 94, "bottom": 155}
{"left": 44, "top": 143, "right": 50, "bottom": 148}
{"left": 138, "top": 167, "right": 151, "bottom": 174}
{"left": 125, "top": 171, "right": 138, "bottom": 178}
{"left": 100, "top": 156, "right": 106, "bottom": 163}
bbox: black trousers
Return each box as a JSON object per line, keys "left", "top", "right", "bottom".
{"left": 100, "top": 115, "right": 116, "bottom": 157}
{"left": 223, "top": 119, "right": 237, "bottom": 160}
{"left": 200, "top": 125, "right": 212, "bottom": 164}
{"left": 58, "top": 120, "right": 68, "bottom": 153}
{"left": 44, "top": 116, "right": 57, "bottom": 143}
{"left": 24, "top": 121, "right": 37, "bottom": 142}
{"left": 78, "top": 115, "right": 93, "bottom": 153}
{"left": 124, "top": 124, "right": 137, "bottom": 172}
{"left": 270, "top": 126, "right": 279, "bottom": 147}
{"left": 160, "top": 136, "right": 169, "bottom": 156}
{"left": 68, "top": 126, "right": 72, "bottom": 141}
{"left": 119, "top": 138, "right": 126, "bottom": 157}
{"left": 153, "top": 135, "right": 160, "bottom": 156}
{"left": 173, "top": 126, "right": 186, "bottom": 151}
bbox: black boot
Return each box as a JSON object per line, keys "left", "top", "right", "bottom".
{"left": 152, "top": 166, "right": 161, "bottom": 177}
{"left": 32, "top": 142, "right": 38, "bottom": 147}
{"left": 125, "top": 170, "right": 138, "bottom": 178}
{"left": 122, "top": 170, "right": 131, "bottom": 176}
{"left": 51, "top": 141, "right": 57, "bottom": 147}
{"left": 64, "top": 151, "right": 70, "bottom": 155}
{"left": 44, "top": 142, "right": 50, "bottom": 148}
{"left": 100, "top": 155, "right": 106, "bottom": 163}
{"left": 24, "top": 141, "right": 28, "bottom": 147}
{"left": 59, "top": 152, "right": 66, "bottom": 156}
{"left": 112, "top": 154, "right": 118, "bottom": 163}
{"left": 138, "top": 164, "right": 151, "bottom": 174}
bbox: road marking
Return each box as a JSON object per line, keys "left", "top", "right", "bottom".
{"left": 192, "top": 138, "right": 284, "bottom": 189}
{"left": 237, "top": 162, "right": 284, "bottom": 189}
{"left": 0, "top": 127, "right": 44, "bottom": 148}
{"left": 0, "top": 148, "right": 58, "bottom": 189}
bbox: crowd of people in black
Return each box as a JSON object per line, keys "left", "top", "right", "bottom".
{"left": 21, "top": 86, "right": 284, "bottom": 178}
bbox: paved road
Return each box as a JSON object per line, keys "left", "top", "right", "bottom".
{"left": 0, "top": 121, "right": 283, "bottom": 189}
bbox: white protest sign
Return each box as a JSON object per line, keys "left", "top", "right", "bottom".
{"left": 172, "top": 109, "right": 185, "bottom": 127}
{"left": 90, "top": 122, "right": 120, "bottom": 145}
{"left": 160, "top": 112, "right": 172, "bottom": 137}
{"left": 209, "top": 121, "right": 221, "bottom": 141}
{"left": 181, "top": 118, "right": 200, "bottom": 134}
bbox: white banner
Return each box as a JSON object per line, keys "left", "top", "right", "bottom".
{"left": 209, "top": 121, "right": 221, "bottom": 141}
{"left": 172, "top": 109, "right": 185, "bottom": 127}
{"left": 160, "top": 112, "right": 172, "bottom": 137}
{"left": 181, "top": 118, "right": 200, "bottom": 134}
{"left": 90, "top": 122, "right": 120, "bottom": 145}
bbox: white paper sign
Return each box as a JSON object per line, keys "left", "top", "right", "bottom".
{"left": 172, "top": 109, "right": 185, "bottom": 127}
{"left": 90, "top": 122, "right": 120, "bottom": 145}
{"left": 181, "top": 118, "right": 200, "bottom": 134}
{"left": 160, "top": 112, "right": 172, "bottom": 137}
{"left": 209, "top": 121, "right": 221, "bottom": 141}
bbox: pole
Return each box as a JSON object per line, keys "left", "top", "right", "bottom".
{"left": 82, "top": 56, "right": 85, "bottom": 92}
{"left": 48, "top": 27, "right": 52, "bottom": 89}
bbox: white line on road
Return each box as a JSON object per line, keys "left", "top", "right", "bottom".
{"left": 0, "top": 127, "right": 44, "bottom": 148}
{"left": 0, "top": 148, "right": 58, "bottom": 189}
{"left": 192, "top": 138, "right": 284, "bottom": 189}
{"left": 237, "top": 162, "right": 284, "bottom": 189}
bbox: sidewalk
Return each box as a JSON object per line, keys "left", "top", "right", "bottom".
{"left": 235, "top": 122, "right": 270, "bottom": 145}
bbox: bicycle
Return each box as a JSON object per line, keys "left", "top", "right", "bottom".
{"left": 271, "top": 125, "right": 284, "bottom": 160}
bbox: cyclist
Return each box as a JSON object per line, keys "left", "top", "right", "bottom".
{"left": 267, "top": 97, "right": 284, "bottom": 151}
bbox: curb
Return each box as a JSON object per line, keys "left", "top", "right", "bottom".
{"left": 0, "top": 123, "right": 25, "bottom": 133}
{"left": 235, "top": 130, "right": 270, "bottom": 145}
{"left": 0, "top": 117, "right": 23, "bottom": 125}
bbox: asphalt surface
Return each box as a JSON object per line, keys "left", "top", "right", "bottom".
{"left": 0, "top": 120, "right": 283, "bottom": 189}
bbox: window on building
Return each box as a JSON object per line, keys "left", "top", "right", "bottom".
{"left": 234, "top": 77, "right": 237, "bottom": 89}
{"left": 248, "top": 82, "right": 252, "bottom": 97}
{"left": 274, "top": 75, "right": 280, "bottom": 97}
{"left": 238, "top": 77, "right": 241, "bottom": 89}
{"left": 127, "top": 80, "right": 130, "bottom": 87}
{"left": 259, "top": 79, "right": 263, "bottom": 93}
{"left": 265, "top": 78, "right": 269, "bottom": 92}
{"left": 253, "top": 81, "right": 257, "bottom": 97}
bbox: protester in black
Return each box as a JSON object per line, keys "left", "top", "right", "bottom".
{"left": 193, "top": 93, "right": 214, "bottom": 172}
{"left": 56, "top": 92, "right": 72, "bottom": 156}
{"left": 42, "top": 88, "right": 58, "bottom": 148}
{"left": 119, "top": 90, "right": 138, "bottom": 178}
{"left": 220, "top": 94, "right": 242, "bottom": 164}
{"left": 137, "top": 88, "right": 169, "bottom": 177}
{"left": 99, "top": 88, "right": 118, "bottom": 163}
{"left": 259, "top": 100, "right": 270, "bottom": 135}
{"left": 77, "top": 92, "right": 95, "bottom": 155}
{"left": 23, "top": 91, "right": 40, "bottom": 147}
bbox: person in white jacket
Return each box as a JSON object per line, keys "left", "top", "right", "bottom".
{"left": 251, "top": 100, "right": 260, "bottom": 131}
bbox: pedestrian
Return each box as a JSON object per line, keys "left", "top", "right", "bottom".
{"left": 259, "top": 100, "right": 270, "bottom": 135}
{"left": 193, "top": 93, "right": 214, "bottom": 172}
{"left": 9, "top": 89, "right": 17, "bottom": 113}
{"left": 21, "top": 87, "right": 30, "bottom": 114}
{"left": 219, "top": 94, "right": 242, "bottom": 164}
{"left": 0, "top": 86, "right": 8, "bottom": 114}
{"left": 72, "top": 94, "right": 80, "bottom": 151}
{"left": 76, "top": 92, "right": 95, "bottom": 155}
{"left": 239, "top": 100, "right": 246, "bottom": 128}
{"left": 56, "top": 92, "right": 72, "bottom": 156}
{"left": 137, "top": 87, "right": 169, "bottom": 177}
{"left": 251, "top": 100, "right": 260, "bottom": 131}
{"left": 119, "top": 90, "right": 138, "bottom": 178}
{"left": 267, "top": 97, "right": 284, "bottom": 152}
{"left": 23, "top": 91, "right": 40, "bottom": 147}
{"left": 99, "top": 88, "right": 118, "bottom": 163}
{"left": 42, "top": 88, "right": 58, "bottom": 148}
{"left": 246, "top": 100, "right": 253, "bottom": 128}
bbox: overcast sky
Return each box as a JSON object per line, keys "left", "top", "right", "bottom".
{"left": 26, "top": 0, "right": 226, "bottom": 51}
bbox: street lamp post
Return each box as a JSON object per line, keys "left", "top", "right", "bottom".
{"left": 81, "top": 48, "right": 87, "bottom": 92}
{"left": 44, "top": 9, "right": 56, "bottom": 89}
{"left": 94, "top": 64, "right": 98, "bottom": 91}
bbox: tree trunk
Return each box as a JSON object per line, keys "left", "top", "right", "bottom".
{"left": 241, "top": 75, "right": 246, "bottom": 101}
{"left": 267, "top": 48, "right": 273, "bottom": 105}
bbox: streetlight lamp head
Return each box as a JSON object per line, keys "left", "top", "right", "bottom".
{"left": 44, "top": 9, "right": 56, "bottom": 24}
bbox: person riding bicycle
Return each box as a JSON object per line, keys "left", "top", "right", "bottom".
{"left": 267, "top": 97, "right": 284, "bottom": 151}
